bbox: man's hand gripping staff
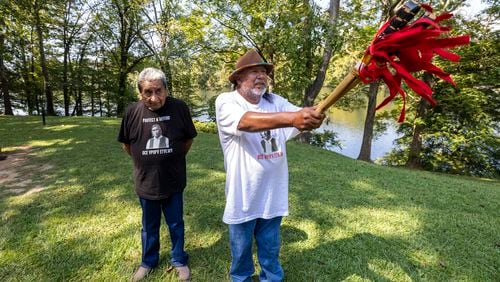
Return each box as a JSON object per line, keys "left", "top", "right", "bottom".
{"left": 315, "top": 0, "right": 470, "bottom": 121}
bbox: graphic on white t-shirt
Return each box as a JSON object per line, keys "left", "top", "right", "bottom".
{"left": 260, "top": 130, "right": 278, "bottom": 153}
{"left": 146, "top": 123, "right": 169, "bottom": 149}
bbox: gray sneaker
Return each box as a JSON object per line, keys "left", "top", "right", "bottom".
{"left": 132, "top": 266, "right": 152, "bottom": 281}
{"left": 175, "top": 266, "right": 191, "bottom": 281}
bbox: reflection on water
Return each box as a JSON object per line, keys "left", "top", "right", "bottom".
{"left": 319, "top": 107, "right": 400, "bottom": 160}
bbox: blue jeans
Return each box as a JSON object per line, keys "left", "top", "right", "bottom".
{"left": 229, "top": 217, "right": 284, "bottom": 282}
{"left": 139, "top": 193, "right": 188, "bottom": 268}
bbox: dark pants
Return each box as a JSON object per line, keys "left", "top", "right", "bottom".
{"left": 139, "top": 192, "right": 188, "bottom": 268}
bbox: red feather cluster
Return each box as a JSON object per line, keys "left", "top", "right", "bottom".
{"left": 358, "top": 4, "right": 470, "bottom": 122}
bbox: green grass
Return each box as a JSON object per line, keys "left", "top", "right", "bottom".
{"left": 0, "top": 116, "right": 499, "bottom": 281}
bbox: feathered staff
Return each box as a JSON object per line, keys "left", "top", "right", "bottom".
{"left": 315, "top": 0, "right": 470, "bottom": 122}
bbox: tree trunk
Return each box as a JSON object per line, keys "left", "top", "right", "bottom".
{"left": 31, "top": 54, "right": 41, "bottom": 116}
{"left": 62, "top": 0, "right": 75, "bottom": 116}
{"left": 76, "top": 89, "right": 83, "bottom": 116}
{"left": 34, "top": 1, "right": 55, "bottom": 115}
{"left": 91, "top": 67, "right": 95, "bottom": 117}
{"left": 71, "top": 91, "right": 78, "bottom": 116}
{"left": 116, "top": 1, "right": 135, "bottom": 117}
{"left": 161, "top": 61, "right": 173, "bottom": 95}
{"left": 76, "top": 40, "right": 88, "bottom": 116}
{"left": 406, "top": 98, "right": 428, "bottom": 168}
{"left": 301, "top": 0, "right": 314, "bottom": 83}
{"left": 406, "top": 72, "right": 433, "bottom": 168}
{"left": 99, "top": 93, "right": 103, "bottom": 117}
{"left": 357, "top": 81, "right": 379, "bottom": 161}
{"left": 356, "top": 0, "right": 400, "bottom": 160}
{"left": 117, "top": 69, "right": 127, "bottom": 116}
{"left": 19, "top": 37, "right": 36, "bottom": 115}
{"left": 106, "top": 91, "right": 112, "bottom": 117}
{"left": 0, "top": 33, "right": 13, "bottom": 115}
{"left": 63, "top": 46, "right": 71, "bottom": 116}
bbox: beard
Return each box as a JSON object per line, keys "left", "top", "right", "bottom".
{"left": 249, "top": 87, "right": 266, "bottom": 97}
{"left": 242, "top": 82, "right": 267, "bottom": 98}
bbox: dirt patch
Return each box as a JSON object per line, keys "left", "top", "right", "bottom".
{"left": 0, "top": 146, "right": 52, "bottom": 196}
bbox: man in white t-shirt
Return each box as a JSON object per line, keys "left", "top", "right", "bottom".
{"left": 215, "top": 49, "right": 325, "bottom": 282}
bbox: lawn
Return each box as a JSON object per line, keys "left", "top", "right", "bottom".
{"left": 0, "top": 116, "right": 499, "bottom": 281}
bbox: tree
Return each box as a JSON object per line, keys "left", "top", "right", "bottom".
{"left": 140, "top": 0, "right": 177, "bottom": 94}
{"left": 59, "top": 0, "right": 89, "bottom": 116}
{"left": 357, "top": 0, "right": 402, "bottom": 161}
{"left": 0, "top": 30, "right": 14, "bottom": 115}
{"left": 382, "top": 4, "right": 499, "bottom": 178}
{"left": 356, "top": 0, "right": 470, "bottom": 162}
{"left": 303, "top": 0, "right": 340, "bottom": 107}
{"left": 33, "top": 0, "right": 56, "bottom": 115}
{"left": 140, "top": 0, "right": 212, "bottom": 110}
{"left": 1, "top": 0, "right": 49, "bottom": 116}
{"left": 405, "top": 73, "right": 433, "bottom": 168}
{"left": 0, "top": 0, "right": 20, "bottom": 115}
{"left": 403, "top": 0, "right": 468, "bottom": 168}
{"left": 18, "top": 31, "right": 42, "bottom": 116}
{"left": 93, "top": 0, "right": 152, "bottom": 116}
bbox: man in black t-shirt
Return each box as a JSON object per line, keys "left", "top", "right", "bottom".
{"left": 118, "top": 67, "right": 197, "bottom": 281}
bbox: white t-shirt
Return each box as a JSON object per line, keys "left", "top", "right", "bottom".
{"left": 215, "top": 90, "right": 301, "bottom": 224}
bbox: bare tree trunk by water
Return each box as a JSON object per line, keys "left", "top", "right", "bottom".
{"left": 406, "top": 98, "right": 428, "bottom": 168}
{"left": 356, "top": 0, "right": 401, "bottom": 159}
{"left": 357, "top": 81, "right": 380, "bottom": 161}
{"left": 406, "top": 72, "right": 433, "bottom": 169}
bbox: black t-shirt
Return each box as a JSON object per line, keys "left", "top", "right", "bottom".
{"left": 118, "top": 97, "right": 197, "bottom": 200}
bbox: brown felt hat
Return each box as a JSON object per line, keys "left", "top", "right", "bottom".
{"left": 228, "top": 49, "right": 274, "bottom": 83}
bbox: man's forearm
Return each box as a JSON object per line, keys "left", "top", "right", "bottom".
{"left": 122, "top": 143, "right": 131, "bottom": 156}
{"left": 237, "top": 112, "right": 296, "bottom": 132}
{"left": 237, "top": 107, "right": 324, "bottom": 132}
{"left": 183, "top": 139, "right": 193, "bottom": 154}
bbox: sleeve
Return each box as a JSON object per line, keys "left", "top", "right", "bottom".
{"left": 276, "top": 94, "right": 301, "bottom": 113}
{"left": 181, "top": 101, "right": 198, "bottom": 140}
{"left": 117, "top": 110, "right": 130, "bottom": 144}
{"left": 215, "top": 93, "right": 246, "bottom": 137}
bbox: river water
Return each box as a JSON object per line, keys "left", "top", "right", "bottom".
{"left": 320, "top": 107, "right": 400, "bottom": 161}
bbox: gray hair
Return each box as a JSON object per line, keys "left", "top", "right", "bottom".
{"left": 137, "top": 67, "right": 168, "bottom": 92}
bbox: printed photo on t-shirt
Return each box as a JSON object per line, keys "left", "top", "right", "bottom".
{"left": 146, "top": 123, "right": 169, "bottom": 149}
{"left": 260, "top": 130, "right": 278, "bottom": 153}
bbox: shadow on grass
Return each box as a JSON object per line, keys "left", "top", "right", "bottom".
{"left": 0, "top": 116, "right": 230, "bottom": 280}
{"left": 286, "top": 142, "right": 500, "bottom": 280}
{"left": 281, "top": 226, "right": 420, "bottom": 281}
{"left": 0, "top": 117, "right": 140, "bottom": 280}
{"left": 0, "top": 116, "right": 498, "bottom": 281}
